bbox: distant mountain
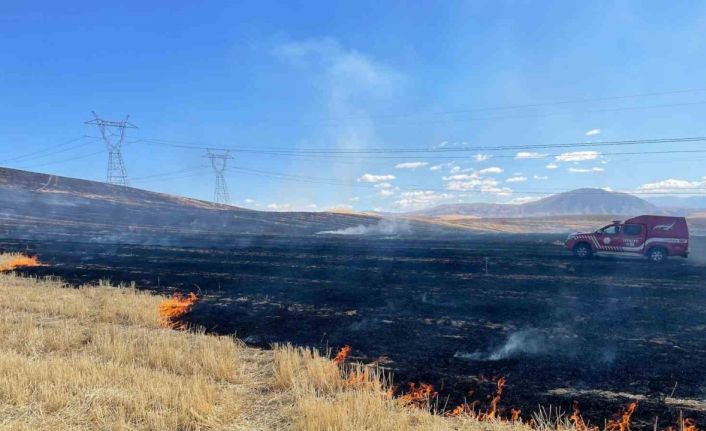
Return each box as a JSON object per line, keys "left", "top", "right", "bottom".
{"left": 521, "top": 188, "right": 661, "bottom": 216}
{"left": 407, "top": 188, "right": 662, "bottom": 218}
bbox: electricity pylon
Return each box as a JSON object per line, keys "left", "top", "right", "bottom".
{"left": 206, "top": 149, "right": 232, "bottom": 205}
{"left": 85, "top": 111, "right": 137, "bottom": 186}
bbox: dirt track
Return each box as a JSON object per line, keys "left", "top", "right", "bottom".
{"left": 4, "top": 234, "right": 706, "bottom": 427}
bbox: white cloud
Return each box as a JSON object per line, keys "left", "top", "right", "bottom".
{"left": 637, "top": 178, "right": 706, "bottom": 193}
{"left": 378, "top": 188, "right": 395, "bottom": 197}
{"left": 393, "top": 190, "right": 453, "bottom": 210}
{"left": 555, "top": 151, "right": 600, "bottom": 162}
{"left": 445, "top": 177, "right": 512, "bottom": 195}
{"left": 450, "top": 166, "right": 461, "bottom": 174}
{"left": 374, "top": 182, "right": 398, "bottom": 197}
{"left": 358, "top": 173, "right": 396, "bottom": 183}
{"left": 585, "top": 128, "right": 601, "bottom": 136}
{"left": 506, "top": 176, "right": 528, "bottom": 183}
{"left": 395, "top": 161, "right": 428, "bottom": 169}
{"left": 349, "top": 196, "right": 359, "bottom": 202}
{"left": 437, "top": 141, "right": 468, "bottom": 149}
{"left": 533, "top": 175, "right": 548, "bottom": 180}
{"left": 478, "top": 167, "right": 503, "bottom": 174}
{"left": 514, "top": 152, "right": 547, "bottom": 160}
{"left": 267, "top": 203, "right": 291, "bottom": 211}
{"left": 244, "top": 198, "right": 255, "bottom": 204}
{"left": 429, "top": 164, "right": 442, "bottom": 171}
{"left": 507, "top": 196, "right": 543, "bottom": 204}
{"left": 442, "top": 173, "right": 478, "bottom": 181}
{"left": 474, "top": 153, "right": 491, "bottom": 162}
{"left": 546, "top": 163, "right": 559, "bottom": 169}
{"left": 308, "top": 204, "right": 318, "bottom": 208}
{"left": 568, "top": 167, "right": 604, "bottom": 173}
{"left": 442, "top": 168, "right": 512, "bottom": 195}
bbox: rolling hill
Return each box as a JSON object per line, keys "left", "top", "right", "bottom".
{"left": 0, "top": 167, "right": 397, "bottom": 245}
{"left": 2, "top": 167, "right": 704, "bottom": 242}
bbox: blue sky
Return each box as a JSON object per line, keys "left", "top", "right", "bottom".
{"left": 2, "top": 1, "right": 706, "bottom": 211}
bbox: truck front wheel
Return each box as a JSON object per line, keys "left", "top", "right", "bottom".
{"left": 647, "top": 247, "right": 667, "bottom": 263}
{"left": 573, "top": 243, "right": 592, "bottom": 258}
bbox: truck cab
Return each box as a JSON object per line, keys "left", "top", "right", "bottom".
{"left": 565, "top": 215, "right": 689, "bottom": 263}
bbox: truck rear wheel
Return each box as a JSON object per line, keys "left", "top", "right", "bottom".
{"left": 573, "top": 243, "right": 592, "bottom": 258}
{"left": 647, "top": 247, "right": 667, "bottom": 263}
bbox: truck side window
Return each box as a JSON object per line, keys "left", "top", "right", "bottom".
{"left": 601, "top": 225, "right": 620, "bottom": 235}
{"left": 624, "top": 224, "right": 642, "bottom": 236}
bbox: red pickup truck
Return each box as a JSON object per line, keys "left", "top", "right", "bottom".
{"left": 565, "top": 215, "right": 689, "bottom": 263}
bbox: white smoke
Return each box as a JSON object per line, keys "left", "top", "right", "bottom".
{"left": 454, "top": 329, "right": 548, "bottom": 361}
{"left": 317, "top": 218, "right": 411, "bottom": 235}
{"left": 487, "top": 330, "right": 546, "bottom": 360}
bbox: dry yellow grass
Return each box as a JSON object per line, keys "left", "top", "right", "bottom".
{"left": 0, "top": 261, "right": 559, "bottom": 431}
{"left": 271, "top": 344, "right": 541, "bottom": 431}
{"left": 0, "top": 272, "right": 278, "bottom": 430}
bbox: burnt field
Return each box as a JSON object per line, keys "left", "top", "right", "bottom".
{"left": 4, "top": 234, "right": 706, "bottom": 426}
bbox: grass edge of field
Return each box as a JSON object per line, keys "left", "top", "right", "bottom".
{"left": 0, "top": 266, "right": 548, "bottom": 431}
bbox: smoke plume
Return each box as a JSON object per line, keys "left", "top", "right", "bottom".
{"left": 317, "top": 218, "right": 411, "bottom": 235}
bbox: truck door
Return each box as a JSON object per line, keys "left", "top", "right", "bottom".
{"left": 621, "top": 223, "right": 646, "bottom": 252}
{"left": 596, "top": 224, "right": 623, "bottom": 251}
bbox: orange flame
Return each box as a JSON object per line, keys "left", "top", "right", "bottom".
{"left": 606, "top": 401, "right": 638, "bottom": 431}
{"left": 448, "top": 404, "right": 466, "bottom": 417}
{"left": 346, "top": 369, "right": 367, "bottom": 386}
{"left": 333, "top": 345, "right": 351, "bottom": 365}
{"left": 158, "top": 292, "right": 198, "bottom": 329}
{"left": 447, "top": 401, "right": 480, "bottom": 418}
{"left": 384, "top": 385, "right": 395, "bottom": 400}
{"left": 510, "top": 408, "right": 521, "bottom": 422}
{"left": 485, "top": 376, "right": 506, "bottom": 420}
{"left": 683, "top": 418, "right": 699, "bottom": 431}
{"left": 447, "top": 377, "right": 519, "bottom": 422}
{"left": 0, "top": 254, "right": 43, "bottom": 272}
{"left": 399, "top": 382, "right": 437, "bottom": 408}
{"left": 570, "top": 401, "right": 599, "bottom": 431}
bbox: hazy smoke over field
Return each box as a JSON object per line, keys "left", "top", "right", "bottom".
{"left": 486, "top": 329, "right": 547, "bottom": 360}
{"left": 317, "top": 218, "right": 411, "bottom": 235}
{"left": 455, "top": 329, "right": 547, "bottom": 361}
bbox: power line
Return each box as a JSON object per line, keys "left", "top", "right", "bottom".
{"left": 0, "top": 135, "right": 96, "bottom": 165}
{"left": 236, "top": 148, "right": 706, "bottom": 161}
{"left": 16, "top": 149, "right": 109, "bottom": 170}
{"left": 131, "top": 171, "right": 213, "bottom": 185}
{"left": 10, "top": 141, "right": 706, "bottom": 198}
{"left": 131, "top": 166, "right": 210, "bottom": 182}
{"left": 135, "top": 136, "right": 706, "bottom": 156}
{"left": 228, "top": 87, "right": 706, "bottom": 127}
{"left": 359, "top": 99, "right": 706, "bottom": 128}
{"left": 13, "top": 139, "right": 142, "bottom": 171}
{"left": 224, "top": 165, "right": 706, "bottom": 196}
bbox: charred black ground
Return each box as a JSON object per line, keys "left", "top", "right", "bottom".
{"left": 4, "top": 235, "right": 706, "bottom": 427}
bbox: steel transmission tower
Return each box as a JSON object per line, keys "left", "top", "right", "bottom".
{"left": 206, "top": 149, "right": 232, "bottom": 204}
{"left": 85, "top": 111, "right": 137, "bottom": 186}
